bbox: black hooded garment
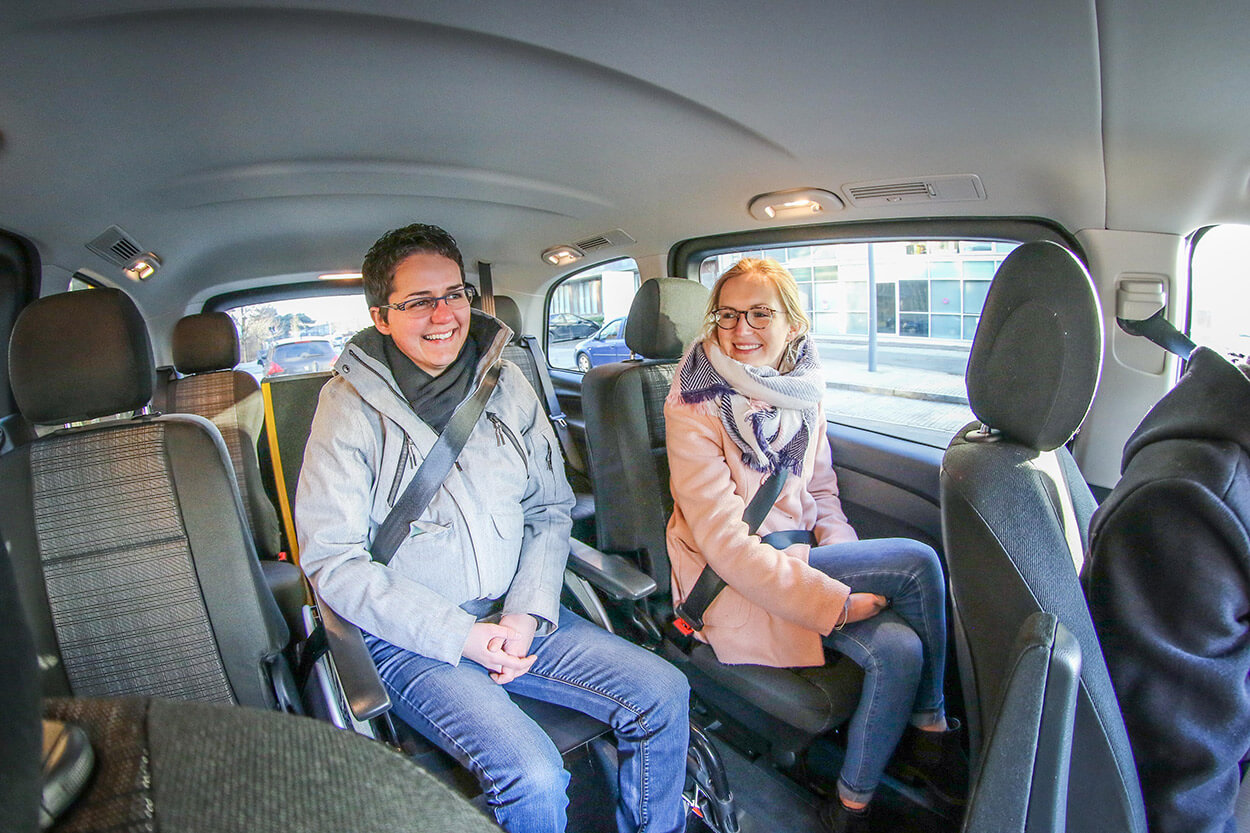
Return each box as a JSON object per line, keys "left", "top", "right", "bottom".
{"left": 1084, "top": 346, "right": 1250, "bottom": 833}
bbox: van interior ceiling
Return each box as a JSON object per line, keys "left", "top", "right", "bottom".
{"left": 3, "top": 3, "right": 1250, "bottom": 833}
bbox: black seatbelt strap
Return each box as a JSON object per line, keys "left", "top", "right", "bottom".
{"left": 674, "top": 467, "right": 812, "bottom": 632}
{"left": 517, "top": 334, "right": 586, "bottom": 475}
{"left": 370, "top": 362, "right": 502, "bottom": 565}
{"left": 1117, "top": 308, "right": 1196, "bottom": 361}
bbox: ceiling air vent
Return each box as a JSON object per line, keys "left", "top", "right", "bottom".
{"left": 86, "top": 225, "right": 144, "bottom": 267}
{"left": 843, "top": 175, "right": 985, "bottom": 207}
{"left": 575, "top": 228, "right": 635, "bottom": 252}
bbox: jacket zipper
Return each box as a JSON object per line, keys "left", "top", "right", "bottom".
{"left": 486, "top": 411, "right": 527, "bottom": 466}
{"left": 387, "top": 436, "right": 416, "bottom": 506}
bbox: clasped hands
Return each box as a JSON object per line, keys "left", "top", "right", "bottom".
{"left": 462, "top": 613, "right": 539, "bottom": 684}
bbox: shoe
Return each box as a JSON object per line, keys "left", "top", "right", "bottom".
{"left": 40, "top": 719, "right": 95, "bottom": 830}
{"left": 819, "top": 799, "right": 872, "bottom": 833}
{"left": 895, "top": 717, "right": 969, "bottom": 806}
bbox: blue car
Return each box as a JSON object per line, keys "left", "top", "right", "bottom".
{"left": 574, "top": 317, "right": 632, "bottom": 372}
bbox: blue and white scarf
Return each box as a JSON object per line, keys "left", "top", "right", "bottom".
{"left": 678, "top": 337, "right": 825, "bottom": 475}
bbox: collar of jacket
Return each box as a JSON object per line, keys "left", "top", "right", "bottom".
{"left": 334, "top": 310, "right": 513, "bottom": 434}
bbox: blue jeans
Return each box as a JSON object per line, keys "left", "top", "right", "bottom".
{"left": 810, "top": 538, "right": 948, "bottom": 804}
{"left": 366, "top": 606, "right": 690, "bottom": 833}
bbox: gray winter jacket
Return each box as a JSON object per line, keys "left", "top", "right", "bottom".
{"left": 295, "top": 312, "right": 574, "bottom": 665}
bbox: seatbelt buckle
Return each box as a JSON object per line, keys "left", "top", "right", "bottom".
{"left": 551, "top": 412, "right": 568, "bottom": 428}
{"left": 671, "top": 602, "right": 703, "bottom": 633}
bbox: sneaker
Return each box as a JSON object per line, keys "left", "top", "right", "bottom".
{"left": 819, "top": 800, "right": 872, "bottom": 833}
{"left": 895, "top": 717, "right": 969, "bottom": 806}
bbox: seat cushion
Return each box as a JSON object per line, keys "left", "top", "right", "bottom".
{"left": 689, "top": 643, "right": 863, "bottom": 735}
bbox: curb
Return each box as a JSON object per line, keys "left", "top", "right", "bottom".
{"left": 826, "top": 381, "right": 969, "bottom": 406}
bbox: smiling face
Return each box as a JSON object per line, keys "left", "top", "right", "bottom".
{"left": 369, "top": 251, "right": 471, "bottom": 376}
{"left": 713, "top": 272, "right": 800, "bottom": 369}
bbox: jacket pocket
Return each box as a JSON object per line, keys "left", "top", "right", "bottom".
{"left": 409, "top": 519, "right": 452, "bottom": 539}
{"left": 486, "top": 411, "right": 527, "bottom": 467}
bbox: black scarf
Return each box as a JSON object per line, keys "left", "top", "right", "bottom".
{"left": 385, "top": 328, "right": 481, "bottom": 433}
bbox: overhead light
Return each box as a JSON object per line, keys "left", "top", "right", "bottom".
{"left": 748, "top": 188, "right": 843, "bottom": 221}
{"left": 318, "top": 272, "right": 362, "bottom": 281}
{"left": 541, "top": 245, "right": 585, "bottom": 266}
{"left": 123, "top": 252, "right": 161, "bottom": 281}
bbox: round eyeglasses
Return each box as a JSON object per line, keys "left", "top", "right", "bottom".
{"left": 711, "top": 305, "right": 777, "bottom": 330}
{"left": 378, "top": 284, "right": 478, "bottom": 317}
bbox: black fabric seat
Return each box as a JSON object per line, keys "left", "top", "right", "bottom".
{"left": 939, "top": 241, "right": 1147, "bottom": 833}
{"left": 961, "top": 611, "right": 1081, "bottom": 833}
{"left": 491, "top": 294, "right": 595, "bottom": 536}
{"left": 0, "top": 538, "right": 496, "bottom": 833}
{"left": 162, "top": 312, "right": 282, "bottom": 559}
{"left": 0, "top": 288, "right": 295, "bottom": 710}
{"left": 582, "top": 277, "right": 863, "bottom": 763}
{"left": 160, "top": 311, "right": 305, "bottom": 635}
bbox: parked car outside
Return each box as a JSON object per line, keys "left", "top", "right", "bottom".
{"left": 573, "top": 317, "right": 631, "bottom": 372}
{"left": 235, "top": 359, "right": 266, "bottom": 382}
{"left": 547, "top": 312, "right": 600, "bottom": 342}
{"left": 264, "top": 337, "right": 337, "bottom": 378}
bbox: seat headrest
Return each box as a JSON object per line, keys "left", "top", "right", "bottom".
{"left": 9, "top": 288, "right": 154, "bottom": 425}
{"left": 624, "top": 278, "right": 710, "bottom": 360}
{"left": 492, "top": 295, "right": 523, "bottom": 339}
{"left": 966, "top": 241, "right": 1103, "bottom": 451}
{"left": 173, "top": 312, "right": 240, "bottom": 373}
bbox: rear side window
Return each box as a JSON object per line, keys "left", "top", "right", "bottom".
{"left": 698, "top": 240, "right": 1020, "bottom": 446}
{"left": 545, "top": 257, "right": 640, "bottom": 371}
{"left": 222, "top": 293, "right": 373, "bottom": 381}
{"left": 1189, "top": 224, "right": 1250, "bottom": 362}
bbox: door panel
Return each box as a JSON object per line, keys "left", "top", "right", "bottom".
{"left": 826, "top": 421, "right": 945, "bottom": 553}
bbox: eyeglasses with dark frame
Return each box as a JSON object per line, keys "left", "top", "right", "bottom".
{"left": 711, "top": 305, "right": 778, "bottom": 330}
{"left": 377, "top": 284, "right": 478, "bottom": 317}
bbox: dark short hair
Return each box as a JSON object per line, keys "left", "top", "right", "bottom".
{"left": 361, "top": 223, "right": 465, "bottom": 310}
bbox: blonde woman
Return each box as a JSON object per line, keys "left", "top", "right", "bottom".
{"left": 664, "top": 258, "right": 964, "bottom": 832}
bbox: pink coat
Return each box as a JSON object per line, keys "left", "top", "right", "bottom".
{"left": 665, "top": 378, "right": 859, "bottom": 667}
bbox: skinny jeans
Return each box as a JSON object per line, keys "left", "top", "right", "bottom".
{"left": 809, "top": 537, "right": 948, "bottom": 804}
{"left": 365, "top": 605, "right": 690, "bottom": 833}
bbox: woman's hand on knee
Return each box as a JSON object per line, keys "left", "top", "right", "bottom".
{"left": 462, "top": 621, "right": 537, "bottom": 684}
{"left": 843, "top": 592, "right": 889, "bottom": 625}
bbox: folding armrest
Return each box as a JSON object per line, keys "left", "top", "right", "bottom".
{"left": 309, "top": 586, "right": 391, "bottom": 723}
{"left": 567, "top": 538, "right": 657, "bottom": 601}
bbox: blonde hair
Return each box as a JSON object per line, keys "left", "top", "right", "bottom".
{"left": 700, "top": 257, "right": 811, "bottom": 346}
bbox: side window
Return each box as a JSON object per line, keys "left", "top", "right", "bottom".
{"left": 545, "top": 257, "right": 640, "bottom": 371}
{"left": 699, "top": 240, "right": 1020, "bottom": 446}
{"left": 1189, "top": 224, "right": 1250, "bottom": 362}
{"left": 222, "top": 293, "right": 374, "bottom": 381}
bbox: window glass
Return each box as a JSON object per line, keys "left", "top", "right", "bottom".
{"left": 962, "top": 281, "right": 992, "bottom": 315}
{"left": 700, "top": 238, "right": 1021, "bottom": 446}
{"left": 1190, "top": 225, "right": 1250, "bottom": 363}
{"left": 222, "top": 293, "right": 373, "bottom": 381}
{"left": 546, "top": 257, "right": 640, "bottom": 371}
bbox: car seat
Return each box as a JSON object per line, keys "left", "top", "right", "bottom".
{"left": 961, "top": 611, "right": 1081, "bottom": 833}
{"left": 490, "top": 294, "right": 595, "bottom": 539}
{"left": 0, "top": 288, "right": 299, "bottom": 710}
{"left": 160, "top": 311, "right": 305, "bottom": 635}
{"left": 162, "top": 312, "right": 282, "bottom": 559}
{"left": 0, "top": 540, "right": 497, "bottom": 833}
{"left": 939, "top": 241, "right": 1146, "bottom": 833}
{"left": 581, "top": 277, "right": 864, "bottom": 766}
